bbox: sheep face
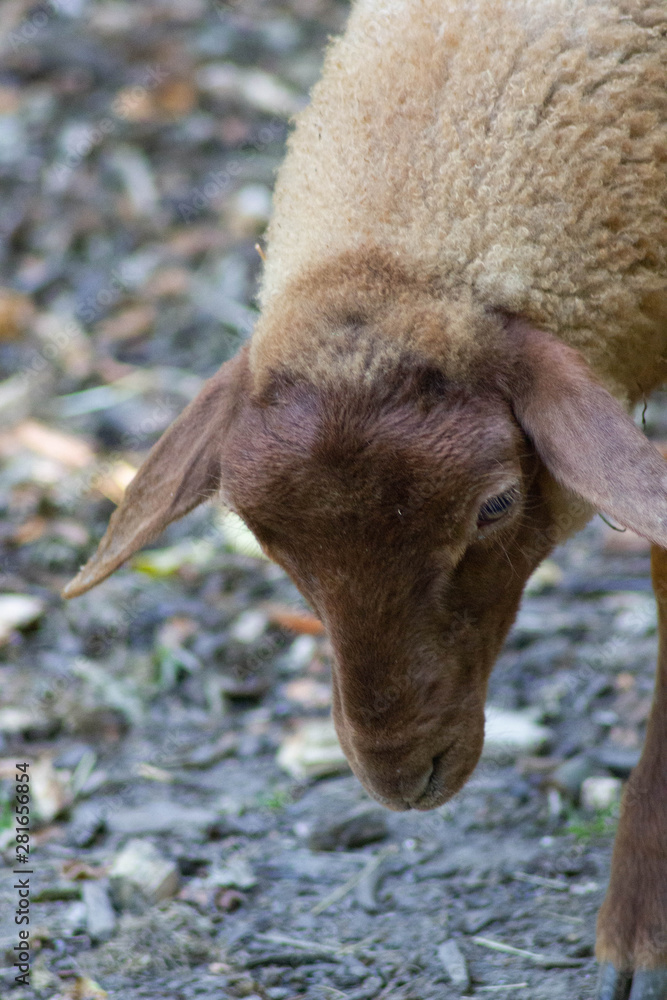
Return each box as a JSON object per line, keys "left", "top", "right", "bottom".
{"left": 63, "top": 319, "right": 667, "bottom": 811}
{"left": 220, "top": 369, "right": 556, "bottom": 810}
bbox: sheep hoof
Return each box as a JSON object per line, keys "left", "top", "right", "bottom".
{"left": 597, "top": 965, "right": 667, "bottom": 1000}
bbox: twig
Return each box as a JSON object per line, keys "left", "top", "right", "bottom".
{"left": 253, "top": 932, "right": 375, "bottom": 957}
{"left": 513, "top": 871, "right": 569, "bottom": 892}
{"left": 477, "top": 986, "right": 529, "bottom": 993}
{"left": 311, "top": 845, "right": 398, "bottom": 915}
{"left": 472, "top": 936, "right": 584, "bottom": 969}
{"left": 541, "top": 909, "right": 585, "bottom": 924}
{"left": 255, "top": 933, "right": 340, "bottom": 954}
{"left": 244, "top": 950, "right": 339, "bottom": 968}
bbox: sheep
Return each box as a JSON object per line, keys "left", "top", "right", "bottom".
{"left": 64, "top": 1, "right": 667, "bottom": 996}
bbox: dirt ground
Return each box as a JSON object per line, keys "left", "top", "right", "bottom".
{"left": 0, "top": 2, "right": 664, "bottom": 998}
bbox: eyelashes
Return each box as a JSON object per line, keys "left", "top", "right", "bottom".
{"left": 477, "top": 486, "right": 520, "bottom": 527}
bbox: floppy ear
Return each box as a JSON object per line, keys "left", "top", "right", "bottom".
{"left": 505, "top": 320, "right": 667, "bottom": 546}
{"left": 62, "top": 347, "right": 249, "bottom": 598}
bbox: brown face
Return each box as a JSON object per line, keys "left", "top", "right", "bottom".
{"left": 221, "top": 369, "right": 557, "bottom": 812}
{"left": 64, "top": 322, "right": 667, "bottom": 808}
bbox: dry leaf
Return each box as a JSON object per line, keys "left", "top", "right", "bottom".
{"left": 266, "top": 603, "right": 325, "bottom": 636}
{"left": 31, "top": 757, "right": 73, "bottom": 825}
{"left": 155, "top": 79, "right": 197, "bottom": 116}
{"left": 283, "top": 677, "right": 331, "bottom": 708}
{"left": 15, "top": 420, "right": 94, "bottom": 469}
{"left": 0, "top": 289, "right": 34, "bottom": 340}
{"left": 61, "top": 859, "right": 109, "bottom": 881}
{"left": 64, "top": 975, "right": 108, "bottom": 1000}
{"left": 92, "top": 460, "right": 137, "bottom": 504}
{"left": 143, "top": 266, "right": 190, "bottom": 298}
{"left": 96, "top": 304, "right": 156, "bottom": 342}
{"left": 12, "top": 516, "right": 49, "bottom": 545}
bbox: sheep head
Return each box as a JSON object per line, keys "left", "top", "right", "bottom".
{"left": 64, "top": 301, "right": 667, "bottom": 811}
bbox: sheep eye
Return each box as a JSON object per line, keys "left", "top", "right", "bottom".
{"left": 477, "top": 488, "right": 519, "bottom": 527}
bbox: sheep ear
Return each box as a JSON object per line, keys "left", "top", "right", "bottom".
{"left": 506, "top": 321, "right": 667, "bottom": 546}
{"left": 62, "top": 347, "right": 249, "bottom": 598}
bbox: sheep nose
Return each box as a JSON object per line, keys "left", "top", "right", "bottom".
{"left": 362, "top": 753, "right": 439, "bottom": 811}
{"left": 397, "top": 761, "right": 435, "bottom": 807}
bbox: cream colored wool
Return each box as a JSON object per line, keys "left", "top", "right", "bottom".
{"left": 254, "top": 0, "right": 667, "bottom": 405}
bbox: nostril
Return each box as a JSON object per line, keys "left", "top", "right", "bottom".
{"left": 403, "top": 755, "right": 439, "bottom": 807}
{"left": 405, "top": 749, "right": 449, "bottom": 808}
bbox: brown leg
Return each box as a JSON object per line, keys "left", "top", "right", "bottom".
{"left": 596, "top": 544, "right": 667, "bottom": 999}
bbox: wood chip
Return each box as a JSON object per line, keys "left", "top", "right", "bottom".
{"left": 437, "top": 939, "right": 470, "bottom": 990}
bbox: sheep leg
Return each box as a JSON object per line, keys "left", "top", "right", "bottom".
{"left": 595, "top": 544, "right": 667, "bottom": 1000}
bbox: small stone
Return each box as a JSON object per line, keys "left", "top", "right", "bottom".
{"left": 0, "top": 373, "right": 44, "bottom": 428}
{"left": 63, "top": 901, "right": 87, "bottom": 935}
{"left": 82, "top": 879, "right": 117, "bottom": 942}
{"left": 228, "top": 184, "right": 272, "bottom": 236}
{"left": 483, "top": 705, "right": 552, "bottom": 761}
{"left": 549, "top": 755, "right": 595, "bottom": 802}
{"left": 282, "top": 634, "right": 318, "bottom": 673}
{"left": 525, "top": 559, "right": 564, "bottom": 595}
{"left": 581, "top": 776, "right": 623, "bottom": 812}
{"left": 68, "top": 800, "right": 105, "bottom": 848}
{"left": 230, "top": 609, "right": 268, "bottom": 644}
{"left": 109, "top": 839, "right": 180, "bottom": 912}
{"left": 347, "top": 976, "right": 384, "bottom": 1000}
{"left": 218, "top": 671, "right": 271, "bottom": 700}
{"left": 461, "top": 907, "right": 497, "bottom": 934}
{"left": 437, "top": 939, "right": 470, "bottom": 990}
{"left": 277, "top": 718, "right": 350, "bottom": 779}
{"left": 106, "top": 800, "right": 219, "bottom": 837}
{"left": 0, "top": 593, "right": 45, "bottom": 644}
{"left": 592, "top": 709, "right": 619, "bottom": 728}
{"left": 307, "top": 804, "right": 389, "bottom": 851}
{"left": 214, "top": 888, "right": 245, "bottom": 911}
{"left": 593, "top": 746, "right": 641, "bottom": 778}
{"left": 0, "top": 706, "right": 51, "bottom": 737}
{"left": 196, "top": 63, "right": 303, "bottom": 117}
{"left": 208, "top": 857, "right": 256, "bottom": 890}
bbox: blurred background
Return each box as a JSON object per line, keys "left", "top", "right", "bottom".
{"left": 1, "top": 3, "right": 666, "bottom": 999}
